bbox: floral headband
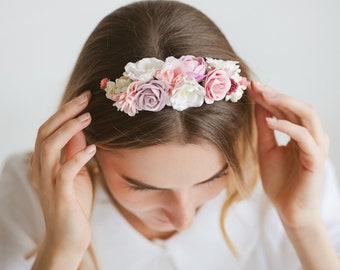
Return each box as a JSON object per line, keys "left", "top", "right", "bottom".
{"left": 100, "top": 55, "right": 248, "bottom": 116}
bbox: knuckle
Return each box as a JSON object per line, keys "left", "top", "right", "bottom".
{"left": 72, "top": 153, "right": 85, "bottom": 167}
{"left": 300, "top": 126, "right": 310, "bottom": 138}
{"left": 40, "top": 139, "right": 55, "bottom": 156}
{"left": 62, "top": 119, "right": 79, "bottom": 133}
{"left": 37, "top": 123, "right": 49, "bottom": 139}
{"left": 56, "top": 169, "right": 68, "bottom": 182}
{"left": 306, "top": 104, "right": 317, "bottom": 116}
{"left": 59, "top": 103, "right": 71, "bottom": 116}
{"left": 57, "top": 167, "right": 69, "bottom": 182}
{"left": 59, "top": 101, "right": 76, "bottom": 118}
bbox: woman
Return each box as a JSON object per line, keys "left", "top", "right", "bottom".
{"left": 1, "top": 1, "right": 339, "bottom": 269}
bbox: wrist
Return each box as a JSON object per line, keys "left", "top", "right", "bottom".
{"left": 281, "top": 217, "right": 340, "bottom": 270}
{"left": 32, "top": 238, "right": 87, "bottom": 270}
{"left": 276, "top": 204, "right": 322, "bottom": 231}
{"left": 282, "top": 215, "right": 324, "bottom": 239}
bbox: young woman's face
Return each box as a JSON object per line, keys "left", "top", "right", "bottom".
{"left": 96, "top": 143, "right": 229, "bottom": 238}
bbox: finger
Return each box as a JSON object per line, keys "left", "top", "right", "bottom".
{"left": 55, "top": 144, "right": 96, "bottom": 196}
{"left": 38, "top": 91, "right": 91, "bottom": 141}
{"left": 261, "top": 91, "right": 324, "bottom": 146}
{"left": 266, "top": 118, "right": 320, "bottom": 170}
{"left": 40, "top": 113, "right": 92, "bottom": 180}
{"left": 255, "top": 104, "right": 278, "bottom": 159}
{"left": 248, "top": 82, "right": 287, "bottom": 121}
{"left": 64, "top": 131, "right": 88, "bottom": 163}
{"left": 250, "top": 82, "right": 324, "bottom": 145}
{"left": 32, "top": 91, "right": 91, "bottom": 172}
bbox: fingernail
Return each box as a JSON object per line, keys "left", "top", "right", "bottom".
{"left": 266, "top": 117, "right": 278, "bottom": 124}
{"left": 77, "top": 112, "right": 90, "bottom": 122}
{"left": 75, "top": 91, "right": 89, "bottom": 105}
{"left": 254, "top": 81, "right": 265, "bottom": 88}
{"left": 86, "top": 144, "right": 96, "bottom": 154}
{"left": 262, "top": 91, "right": 277, "bottom": 98}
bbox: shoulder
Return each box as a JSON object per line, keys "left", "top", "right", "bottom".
{"left": 0, "top": 152, "right": 33, "bottom": 197}
{"left": 0, "top": 151, "right": 43, "bottom": 224}
{"left": 0, "top": 152, "right": 36, "bottom": 203}
{"left": 0, "top": 152, "right": 44, "bottom": 268}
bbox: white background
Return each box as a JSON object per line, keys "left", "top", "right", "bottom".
{"left": 0, "top": 0, "right": 339, "bottom": 179}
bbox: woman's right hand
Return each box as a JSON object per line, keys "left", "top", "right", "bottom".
{"left": 30, "top": 91, "right": 96, "bottom": 269}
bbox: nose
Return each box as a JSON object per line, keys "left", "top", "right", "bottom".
{"left": 166, "top": 191, "right": 196, "bottom": 231}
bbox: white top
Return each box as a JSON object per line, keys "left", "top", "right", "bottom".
{"left": 1, "top": 153, "right": 340, "bottom": 270}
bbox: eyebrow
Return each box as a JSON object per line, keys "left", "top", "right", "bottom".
{"left": 121, "top": 163, "right": 229, "bottom": 190}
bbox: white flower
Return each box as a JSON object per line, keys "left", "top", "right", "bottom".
{"left": 104, "top": 81, "right": 119, "bottom": 100}
{"left": 104, "top": 76, "right": 131, "bottom": 101}
{"left": 225, "top": 88, "right": 244, "bottom": 102}
{"left": 123, "top": 57, "right": 164, "bottom": 82}
{"left": 206, "top": 58, "right": 240, "bottom": 76}
{"left": 105, "top": 81, "right": 117, "bottom": 94}
{"left": 170, "top": 76, "right": 205, "bottom": 111}
{"left": 115, "top": 76, "right": 131, "bottom": 92}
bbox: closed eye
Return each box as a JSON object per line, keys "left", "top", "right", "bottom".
{"left": 199, "top": 172, "right": 227, "bottom": 187}
{"left": 123, "top": 163, "right": 229, "bottom": 192}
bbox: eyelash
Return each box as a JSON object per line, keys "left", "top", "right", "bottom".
{"left": 201, "top": 173, "right": 226, "bottom": 187}
{"left": 128, "top": 185, "right": 153, "bottom": 192}
{"left": 128, "top": 172, "right": 227, "bottom": 192}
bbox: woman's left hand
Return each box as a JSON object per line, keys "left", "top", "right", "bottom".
{"left": 248, "top": 81, "right": 329, "bottom": 229}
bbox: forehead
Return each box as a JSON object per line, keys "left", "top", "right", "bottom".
{"left": 97, "top": 143, "right": 226, "bottom": 187}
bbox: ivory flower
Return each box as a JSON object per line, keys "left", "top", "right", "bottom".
{"left": 170, "top": 76, "right": 205, "bottom": 111}
{"left": 206, "top": 58, "right": 240, "bottom": 76}
{"left": 124, "top": 58, "right": 164, "bottom": 82}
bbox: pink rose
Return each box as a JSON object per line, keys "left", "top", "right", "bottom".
{"left": 113, "top": 82, "right": 139, "bottom": 116}
{"left": 204, "top": 69, "right": 231, "bottom": 104}
{"left": 134, "top": 80, "right": 169, "bottom": 112}
{"left": 180, "top": 55, "right": 206, "bottom": 82}
{"left": 154, "top": 56, "right": 187, "bottom": 91}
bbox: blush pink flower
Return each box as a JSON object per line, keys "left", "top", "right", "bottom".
{"left": 134, "top": 80, "right": 169, "bottom": 112}
{"left": 204, "top": 69, "right": 231, "bottom": 104}
{"left": 180, "top": 55, "right": 206, "bottom": 82}
{"left": 154, "top": 56, "right": 187, "bottom": 91}
{"left": 113, "top": 82, "right": 139, "bottom": 116}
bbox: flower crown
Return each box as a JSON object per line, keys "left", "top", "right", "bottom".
{"left": 100, "top": 55, "right": 248, "bottom": 116}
